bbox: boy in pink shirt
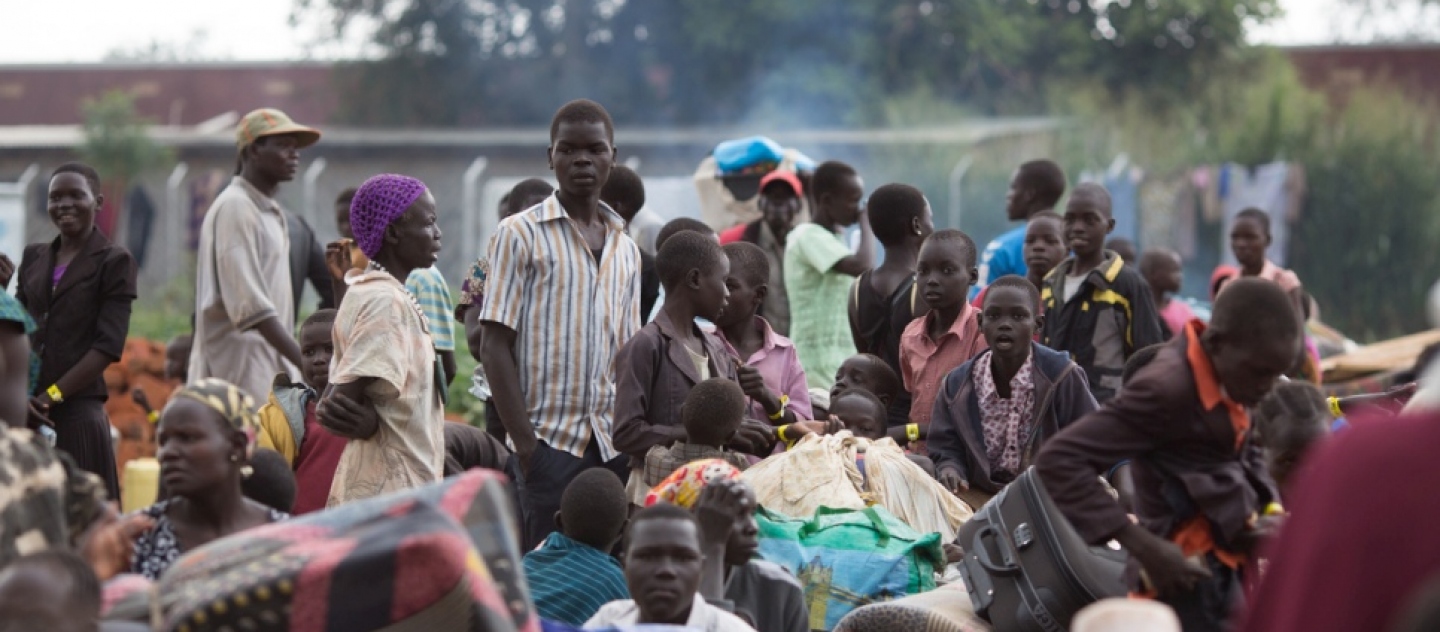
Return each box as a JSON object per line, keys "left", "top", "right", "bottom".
{"left": 713, "top": 242, "right": 813, "bottom": 425}
{"left": 1140, "top": 248, "right": 1195, "bottom": 340}
{"left": 899, "top": 230, "right": 988, "bottom": 450}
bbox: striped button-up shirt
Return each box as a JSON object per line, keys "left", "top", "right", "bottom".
{"left": 478, "top": 195, "right": 641, "bottom": 461}
{"left": 404, "top": 266, "right": 457, "bottom": 352}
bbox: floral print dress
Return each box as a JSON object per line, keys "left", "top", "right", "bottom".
{"left": 129, "top": 499, "right": 288, "bottom": 580}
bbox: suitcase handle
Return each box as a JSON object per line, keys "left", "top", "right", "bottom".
{"left": 971, "top": 524, "right": 1022, "bottom": 577}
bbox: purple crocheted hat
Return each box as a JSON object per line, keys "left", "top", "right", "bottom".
{"left": 349, "top": 174, "right": 428, "bottom": 259}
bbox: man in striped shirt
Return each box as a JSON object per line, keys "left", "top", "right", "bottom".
{"left": 479, "top": 99, "right": 642, "bottom": 549}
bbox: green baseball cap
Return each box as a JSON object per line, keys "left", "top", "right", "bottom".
{"left": 235, "top": 108, "right": 321, "bottom": 149}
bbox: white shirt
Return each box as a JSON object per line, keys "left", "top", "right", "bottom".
{"left": 584, "top": 594, "right": 756, "bottom": 632}
{"left": 1063, "top": 273, "right": 1087, "bottom": 303}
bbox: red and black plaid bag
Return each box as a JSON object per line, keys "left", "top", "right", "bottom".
{"left": 156, "top": 470, "right": 538, "bottom": 632}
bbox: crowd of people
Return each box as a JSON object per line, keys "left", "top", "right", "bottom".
{"left": 0, "top": 98, "right": 1434, "bottom": 632}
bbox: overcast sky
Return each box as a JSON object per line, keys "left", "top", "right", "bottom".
{"left": 0, "top": 0, "right": 1427, "bottom": 64}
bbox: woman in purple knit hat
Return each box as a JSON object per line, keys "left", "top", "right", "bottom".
{"left": 317, "top": 173, "right": 446, "bottom": 506}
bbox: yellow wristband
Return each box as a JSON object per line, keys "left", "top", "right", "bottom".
{"left": 1328, "top": 396, "right": 1344, "bottom": 418}
{"left": 768, "top": 394, "right": 790, "bottom": 421}
{"left": 147, "top": 410, "right": 160, "bottom": 424}
{"left": 777, "top": 425, "right": 789, "bottom": 443}
{"left": 1263, "top": 502, "right": 1285, "bottom": 517}
{"left": 906, "top": 423, "right": 920, "bottom": 442}
{"left": 46, "top": 384, "right": 63, "bottom": 403}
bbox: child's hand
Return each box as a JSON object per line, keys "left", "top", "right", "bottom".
{"left": 728, "top": 419, "right": 775, "bottom": 454}
{"left": 943, "top": 543, "right": 965, "bottom": 565}
{"left": 937, "top": 465, "right": 968, "bottom": 496}
{"left": 789, "top": 419, "right": 843, "bottom": 438}
{"left": 735, "top": 364, "right": 781, "bottom": 414}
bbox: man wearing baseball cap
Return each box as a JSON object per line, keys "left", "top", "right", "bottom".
{"left": 717, "top": 169, "right": 803, "bottom": 335}
{"left": 189, "top": 108, "right": 322, "bottom": 401}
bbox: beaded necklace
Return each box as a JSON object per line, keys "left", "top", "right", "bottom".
{"left": 367, "top": 260, "right": 430, "bottom": 333}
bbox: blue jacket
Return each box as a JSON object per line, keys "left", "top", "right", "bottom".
{"left": 928, "top": 342, "right": 1099, "bottom": 494}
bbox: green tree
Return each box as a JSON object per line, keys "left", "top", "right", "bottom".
{"left": 297, "top": 0, "right": 1277, "bottom": 126}
{"left": 79, "top": 90, "right": 173, "bottom": 203}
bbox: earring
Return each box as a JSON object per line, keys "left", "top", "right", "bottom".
{"left": 240, "top": 465, "right": 254, "bottom": 479}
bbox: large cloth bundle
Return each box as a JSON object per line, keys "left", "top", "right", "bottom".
{"left": 756, "top": 505, "right": 945, "bottom": 631}
{"left": 155, "top": 470, "right": 537, "bottom": 632}
{"left": 743, "top": 432, "right": 973, "bottom": 541}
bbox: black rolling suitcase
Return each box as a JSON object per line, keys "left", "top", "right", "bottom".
{"left": 956, "top": 467, "right": 1129, "bottom": 632}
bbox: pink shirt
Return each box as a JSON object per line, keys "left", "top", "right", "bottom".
{"left": 1159, "top": 299, "right": 1196, "bottom": 340}
{"left": 899, "top": 304, "right": 988, "bottom": 426}
{"left": 715, "top": 316, "right": 814, "bottom": 422}
{"left": 1256, "top": 260, "right": 1301, "bottom": 293}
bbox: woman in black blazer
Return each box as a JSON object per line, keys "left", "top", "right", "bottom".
{"left": 13, "top": 163, "right": 138, "bottom": 499}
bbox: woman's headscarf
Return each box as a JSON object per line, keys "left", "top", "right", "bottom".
{"left": 171, "top": 378, "right": 260, "bottom": 457}
{"left": 349, "top": 174, "right": 428, "bottom": 259}
{"left": 644, "top": 459, "right": 742, "bottom": 508}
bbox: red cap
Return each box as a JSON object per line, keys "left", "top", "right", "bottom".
{"left": 758, "top": 170, "right": 803, "bottom": 198}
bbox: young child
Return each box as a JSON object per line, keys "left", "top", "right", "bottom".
{"left": 713, "top": 242, "right": 812, "bottom": 426}
{"left": 1037, "top": 278, "right": 1298, "bottom": 631}
{"left": 163, "top": 333, "right": 191, "bottom": 383}
{"left": 1230, "top": 208, "right": 1304, "bottom": 312}
{"left": 785, "top": 160, "right": 875, "bottom": 391}
{"left": 928, "top": 275, "right": 1098, "bottom": 508}
{"left": 1022, "top": 211, "right": 1066, "bottom": 293}
{"left": 831, "top": 353, "right": 904, "bottom": 410}
{"left": 899, "top": 229, "right": 987, "bottom": 452}
{"left": 1230, "top": 207, "right": 1316, "bottom": 382}
{"left": 523, "top": 468, "right": 631, "bottom": 626}
{"left": 614, "top": 231, "right": 749, "bottom": 504}
{"left": 828, "top": 389, "right": 889, "bottom": 441}
{"left": 848, "top": 183, "right": 934, "bottom": 428}
{"left": 585, "top": 503, "right": 757, "bottom": 631}
{"left": 1040, "top": 183, "right": 1164, "bottom": 402}
{"left": 715, "top": 482, "right": 809, "bottom": 632}
{"left": 1252, "top": 381, "right": 1333, "bottom": 497}
{"left": 256, "top": 309, "right": 350, "bottom": 514}
{"left": 829, "top": 353, "right": 925, "bottom": 446}
{"left": 601, "top": 166, "right": 660, "bottom": 319}
{"left": 319, "top": 174, "right": 446, "bottom": 507}
{"left": 971, "top": 211, "right": 1063, "bottom": 309}
{"left": 1106, "top": 238, "right": 1137, "bottom": 265}
{"left": 647, "top": 217, "right": 720, "bottom": 323}
{"left": 1140, "top": 248, "right": 1195, "bottom": 340}
{"left": 0, "top": 550, "right": 102, "bottom": 631}
{"left": 644, "top": 378, "right": 755, "bottom": 487}
{"left": 239, "top": 447, "right": 298, "bottom": 513}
